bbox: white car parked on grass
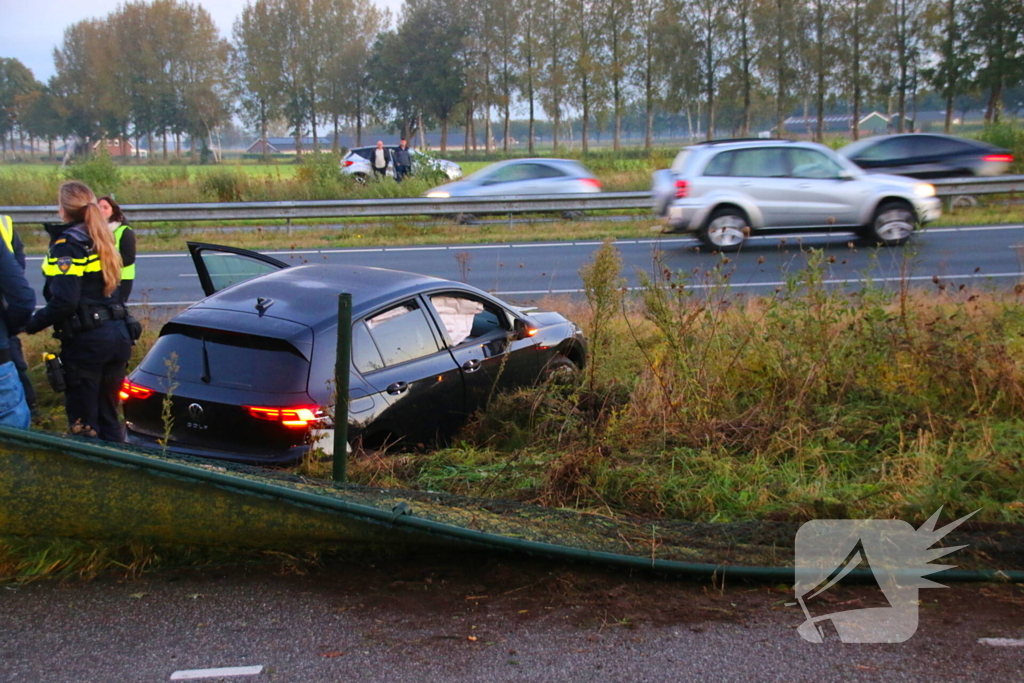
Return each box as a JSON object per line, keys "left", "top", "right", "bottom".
{"left": 341, "top": 146, "right": 462, "bottom": 183}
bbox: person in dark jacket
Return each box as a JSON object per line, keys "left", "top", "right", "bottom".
{"left": 0, "top": 216, "right": 36, "bottom": 428}
{"left": 25, "top": 181, "right": 132, "bottom": 441}
{"left": 98, "top": 196, "right": 136, "bottom": 302}
{"left": 0, "top": 214, "right": 37, "bottom": 416}
{"left": 393, "top": 138, "right": 413, "bottom": 181}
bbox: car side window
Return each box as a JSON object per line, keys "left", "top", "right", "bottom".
{"left": 703, "top": 151, "right": 736, "bottom": 176}
{"left": 363, "top": 300, "right": 441, "bottom": 367}
{"left": 855, "top": 138, "right": 910, "bottom": 162}
{"left": 910, "top": 136, "right": 971, "bottom": 156}
{"left": 483, "top": 164, "right": 536, "bottom": 184}
{"left": 531, "top": 163, "right": 568, "bottom": 179}
{"left": 429, "top": 294, "right": 509, "bottom": 347}
{"left": 788, "top": 149, "right": 844, "bottom": 179}
{"left": 730, "top": 149, "right": 788, "bottom": 177}
{"left": 351, "top": 321, "right": 385, "bottom": 374}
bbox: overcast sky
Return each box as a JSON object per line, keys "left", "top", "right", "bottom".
{"left": 0, "top": 0, "right": 403, "bottom": 83}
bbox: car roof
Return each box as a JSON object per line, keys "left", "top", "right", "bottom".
{"left": 183, "top": 264, "right": 484, "bottom": 330}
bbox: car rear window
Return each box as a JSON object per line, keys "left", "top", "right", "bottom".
{"left": 670, "top": 150, "right": 692, "bottom": 174}
{"left": 351, "top": 148, "right": 374, "bottom": 161}
{"left": 139, "top": 325, "right": 309, "bottom": 393}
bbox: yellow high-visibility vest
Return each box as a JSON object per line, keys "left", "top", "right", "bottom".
{"left": 113, "top": 223, "right": 135, "bottom": 280}
{"left": 0, "top": 215, "right": 14, "bottom": 254}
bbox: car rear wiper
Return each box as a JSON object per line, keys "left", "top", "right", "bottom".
{"left": 200, "top": 336, "right": 211, "bottom": 384}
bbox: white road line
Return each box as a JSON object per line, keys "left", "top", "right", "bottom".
{"left": 978, "top": 638, "right": 1024, "bottom": 647}
{"left": 494, "top": 270, "right": 1024, "bottom": 296}
{"left": 170, "top": 665, "right": 264, "bottom": 680}
{"left": 19, "top": 224, "right": 1024, "bottom": 263}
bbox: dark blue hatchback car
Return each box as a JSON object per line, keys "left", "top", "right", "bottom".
{"left": 123, "top": 243, "right": 586, "bottom": 464}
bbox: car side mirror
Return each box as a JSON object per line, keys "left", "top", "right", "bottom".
{"left": 512, "top": 317, "right": 537, "bottom": 341}
{"left": 838, "top": 169, "right": 855, "bottom": 180}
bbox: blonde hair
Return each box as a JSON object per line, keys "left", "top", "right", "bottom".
{"left": 58, "top": 181, "right": 122, "bottom": 297}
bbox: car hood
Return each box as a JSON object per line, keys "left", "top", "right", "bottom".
{"left": 862, "top": 172, "right": 930, "bottom": 187}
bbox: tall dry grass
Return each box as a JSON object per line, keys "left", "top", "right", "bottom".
{"left": 354, "top": 243, "right": 1024, "bottom": 524}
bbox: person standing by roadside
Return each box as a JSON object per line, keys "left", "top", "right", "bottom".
{"left": 0, "top": 215, "right": 36, "bottom": 428}
{"left": 98, "top": 196, "right": 136, "bottom": 302}
{"left": 25, "top": 181, "right": 132, "bottom": 442}
{"left": 0, "top": 214, "right": 37, "bottom": 417}
{"left": 393, "top": 138, "right": 412, "bottom": 182}
{"left": 370, "top": 140, "right": 391, "bottom": 179}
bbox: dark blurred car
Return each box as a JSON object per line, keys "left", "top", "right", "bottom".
{"left": 123, "top": 243, "right": 586, "bottom": 464}
{"left": 838, "top": 134, "right": 1013, "bottom": 178}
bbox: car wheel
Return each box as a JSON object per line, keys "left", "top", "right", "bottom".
{"left": 561, "top": 210, "right": 586, "bottom": 221}
{"left": 542, "top": 355, "right": 579, "bottom": 384}
{"left": 699, "top": 208, "right": 750, "bottom": 251}
{"left": 864, "top": 201, "right": 916, "bottom": 247}
{"left": 951, "top": 194, "right": 978, "bottom": 210}
{"left": 354, "top": 173, "right": 367, "bottom": 186}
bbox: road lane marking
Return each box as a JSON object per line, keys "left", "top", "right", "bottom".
{"left": 170, "top": 665, "right": 264, "bottom": 680}
{"left": 494, "top": 270, "right": 1024, "bottom": 296}
{"left": 978, "top": 638, "right": 1024, "bottom": 647}
{"left": 18, "top": 224, "right": 1024, "bottom": 263}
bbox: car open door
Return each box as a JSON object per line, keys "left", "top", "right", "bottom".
{"left": 187, "top": 242, "right": 291, "bottom": 297}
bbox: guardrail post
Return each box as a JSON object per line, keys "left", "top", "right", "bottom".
{"left": 333, "top": 293, "right": 351, "bottom": 483}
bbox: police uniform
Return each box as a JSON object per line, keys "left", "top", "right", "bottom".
{"left": 112, "top": 221, "right": 136, "bottom": 302}
{"left": 0, "top": 216, "right": 36, "bottom": 428}
{"left": 25, "top": 222, "right": 132, "bottom": 441}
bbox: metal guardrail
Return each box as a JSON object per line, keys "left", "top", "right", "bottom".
{"left": 1, "top": 176, "right": 1020, "bottom": 225}
{"left": 0, "top": 192, "right": 653, "bottom": 224}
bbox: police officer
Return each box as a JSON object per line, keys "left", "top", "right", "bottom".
{"left": 0, "top": 216, "right": 36, "bottom": 428}
{"left": 0, "top": 214, "right": 37, "bottom": 414}
{"left": 97, "top": 196, "right": 136, "bottom": 302}
{"left": 24, "top": 181, "right": 132, "bottom": 441}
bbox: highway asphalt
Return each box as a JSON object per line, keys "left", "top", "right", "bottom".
{"left": 21, "top": 223, "right": 1024, "bottom": 310}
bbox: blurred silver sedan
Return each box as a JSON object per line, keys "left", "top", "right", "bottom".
{"left": 424, "top": 158, "right": 602, "bottom": 198}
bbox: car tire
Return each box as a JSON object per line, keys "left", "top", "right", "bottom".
{"left": 699, "top": 208, "right": 750, "bottom": 252}
{"left": 862, "top": 201, "right": 916, "bottom": 247}
{"left": 541, "top": 355, "right": 579, "bottom": 384}
{"left": 951, "top": 194, "right": 978, "bottom": 210}
{"left": 354, "top": 173, "right": 367, "bottom": 186}
{"left": 561, "top": 210, "right": 586, "bottom": 221}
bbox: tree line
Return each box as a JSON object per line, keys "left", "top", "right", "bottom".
{"left": 1, "top": 0, "right": 1022, "bottom": 159}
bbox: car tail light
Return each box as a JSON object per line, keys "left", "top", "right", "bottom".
{"left": 984, "top": 154, "right": 1013, "bottom": 163}
{"left": 343, "top": 160, "right": 355, "bottom": 167}
{"left": 675, "top": 180, "right": 689, "bottom": 198}
{"left": 119, "top": 379, "right": 154, "bottom": 401}
{"left": 581, "top": 177, "right": 601, "bottom": 189}
{"left": 246, "top": 405, "right": 320, "bottom": 429}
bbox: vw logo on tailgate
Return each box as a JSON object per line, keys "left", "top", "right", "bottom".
{"left": 187, "top": 403, "right": 208, "bottom": 430}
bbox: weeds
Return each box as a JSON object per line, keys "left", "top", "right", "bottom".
{"left": 346, "top": 244, "right": 1024, "bottom": 524}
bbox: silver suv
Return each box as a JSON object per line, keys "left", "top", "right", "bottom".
{"left": 651, "top": 140, "right": 942, "bottom": 250}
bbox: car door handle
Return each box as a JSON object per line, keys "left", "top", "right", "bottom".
{"left": 797, "top": 183, "right": 811, "bottom": 188}
{"left": 386, "top": 381, "right": 409, "bottom": 395}
{"left": 462, "top": 359, "right": 482, "bottom": 373}
{"left": 739, "top": 181, "right": 754, "bottom": 187}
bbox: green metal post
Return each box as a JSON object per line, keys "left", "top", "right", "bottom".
{"left": 333, "top": 293, "right": 352, "bottom": 483}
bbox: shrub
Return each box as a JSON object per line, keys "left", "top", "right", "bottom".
{"left": 64, "top": 149, "right": 121, "bottom": 195}
{"left": 295, "top": 151, "right": 345, "bottom": 199}
{"left": 199, "top": 167, "right": 250, "bottom": 202}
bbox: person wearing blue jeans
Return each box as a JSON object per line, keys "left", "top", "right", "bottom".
{"left": 0, "top": 222, "right": 36, "bottom": 429}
